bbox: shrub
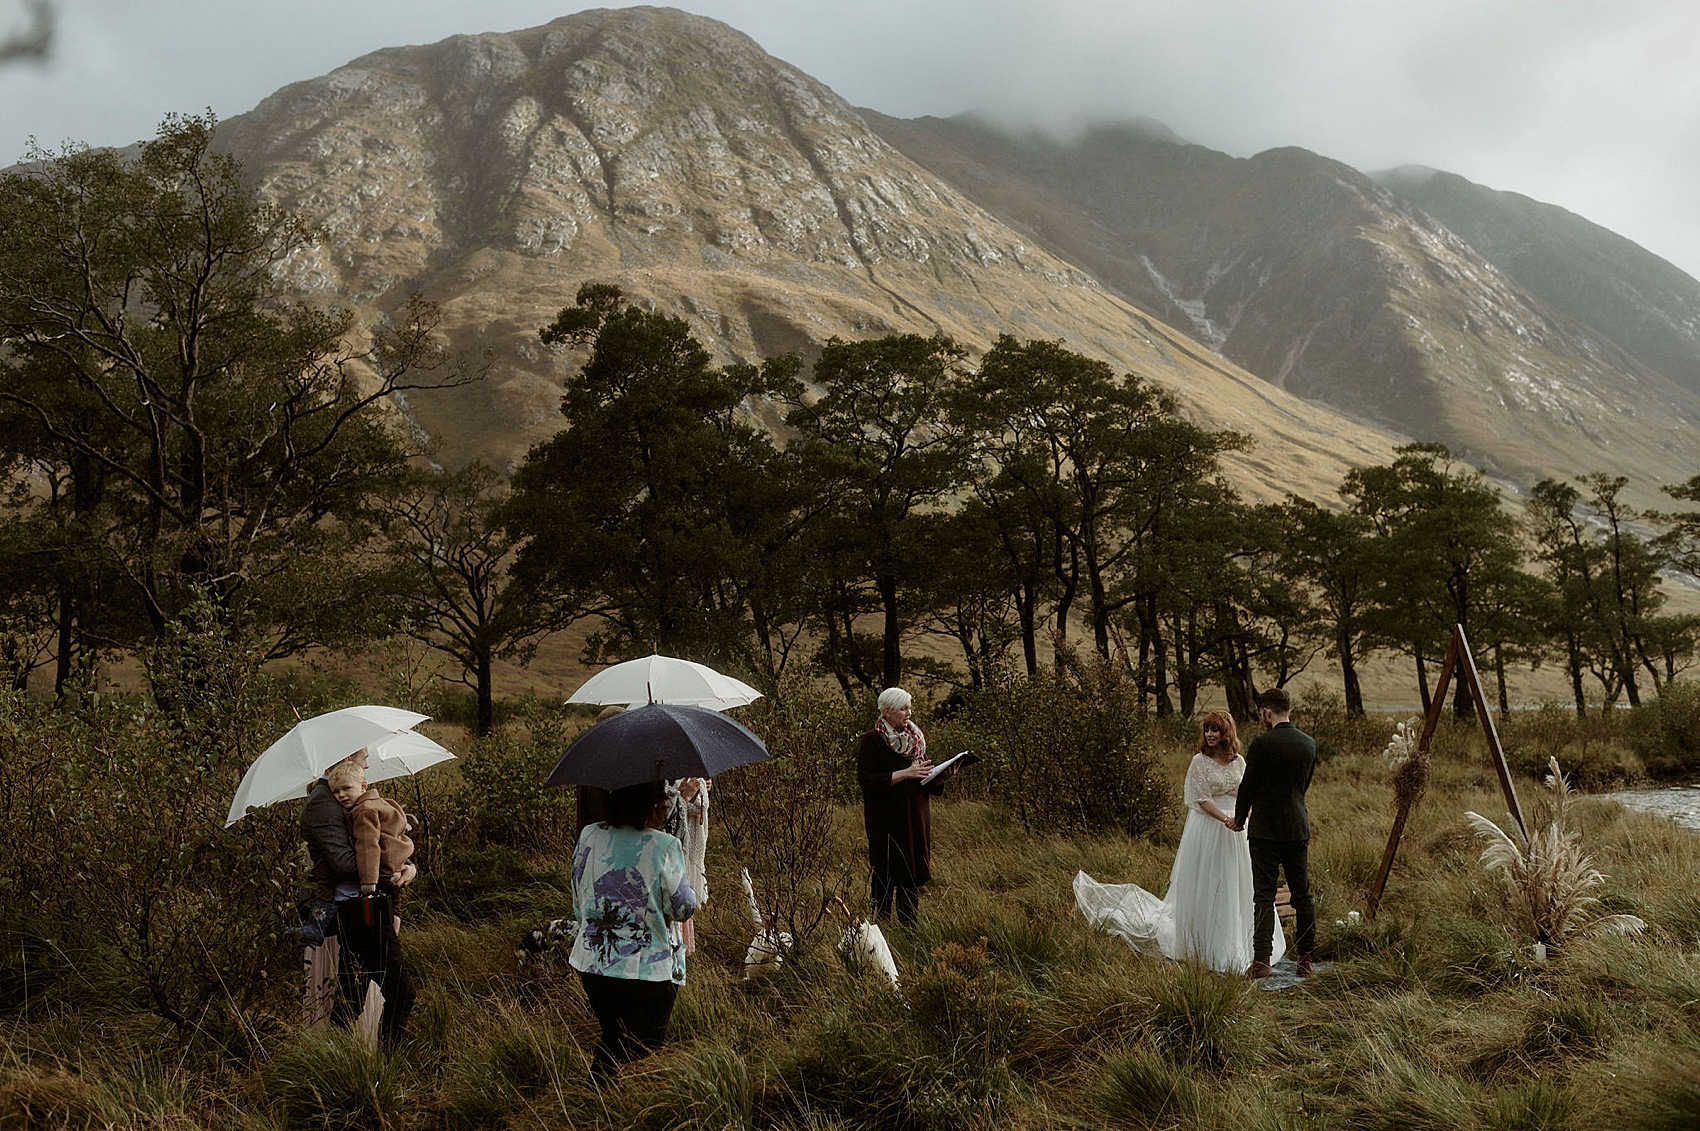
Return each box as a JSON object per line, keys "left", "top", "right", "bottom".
{"left": 1499, "top": 702, "right": 1640, "bottom": 787}
{"left": 714, "top": 679, "right": 858, "bottom": 959}
{"left": 906, "top": 937, "right": 1030, "bottom": 1061}
{"left": 1297, "top": 688, "right": 1390, "bottom": 762}
{"left": 450, "top": 710, "right": 576, "bottom": 855}
{"left": 960, "top": 644, "right": 1165, "bottom": 837}
{"left": 1628, "top": 680, "right": 1700, "bottom": 779}
{"left": 0, "top": 596, "right": 301, "bottom": 1044}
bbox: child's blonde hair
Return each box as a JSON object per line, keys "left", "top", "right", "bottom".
{"left": 326, "top": 760, "right": 366, "bottom": 791}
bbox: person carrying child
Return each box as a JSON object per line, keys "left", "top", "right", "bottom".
{"left": 325, "top": 759, "right": 418, "bottom": 1045}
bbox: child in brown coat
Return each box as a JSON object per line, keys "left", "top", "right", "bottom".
{"left": 325, "top": 761, "right": 414, "bottom": 895}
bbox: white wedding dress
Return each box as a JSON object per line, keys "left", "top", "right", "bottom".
{"left": 1075, "top": 753, "right": 1284, "bottom": 974}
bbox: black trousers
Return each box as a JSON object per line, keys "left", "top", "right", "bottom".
{"left": 1248, "top": 837, "right": 1316, "bottom": 962}
{"left": 872, "top": 867, "right": 920, "bottom": 926}
{"left": 579, "top": 970, "right": 679, "bottom": 1078}
{"left": 335, "top": 891, "right": 416, "bottom": 1044}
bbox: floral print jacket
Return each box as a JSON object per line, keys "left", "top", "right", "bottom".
{"left": 569, "top": 824, "right": 697, "bottom": 985}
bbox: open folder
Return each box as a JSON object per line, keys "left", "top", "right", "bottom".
{"left": 921, "top": 750, "right": 979, "bottom": 786}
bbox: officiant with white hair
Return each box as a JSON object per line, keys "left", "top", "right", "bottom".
{"left": 855, "top": 687, "right": 958, "bottom": 926}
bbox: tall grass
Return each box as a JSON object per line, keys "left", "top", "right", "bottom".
{"left": 2, "top": 697, "right": 1699, "bottom": 1128}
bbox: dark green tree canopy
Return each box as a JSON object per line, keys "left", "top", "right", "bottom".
{"left": 785, "top": 333, "right": 972, "bottom": 689}
{"left": 507, "top": 282, "right": 803, "bottom": 666}
{"left": 0, "top": 114, "right": 472, "bottom": 673}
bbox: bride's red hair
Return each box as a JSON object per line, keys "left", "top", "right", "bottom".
{"left": 1196, "top": 710, "right": 1240, "bottom": 758}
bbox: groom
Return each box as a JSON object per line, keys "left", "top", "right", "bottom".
{"left": 1230, "top": 686, "right": 1318, "bottom": 979}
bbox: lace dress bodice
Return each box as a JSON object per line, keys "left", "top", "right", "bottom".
{"left": 1184, "top": 753, "right": 1244, "bottom": 811}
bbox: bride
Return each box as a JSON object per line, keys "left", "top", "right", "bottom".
{"left": 1075, "top": 711, "right": 1284, "bottom": 974}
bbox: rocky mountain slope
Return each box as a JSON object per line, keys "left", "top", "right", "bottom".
{"left": 211, "top": 5, "right": 1398, "bottom": 502}
{"left": 1374, "top": 165, "right": 1700, "bottom": 402}
{"left": 211, "top": 5, "right": 1698, "bottom": 505}
{"left": 865, "top": 115, "right": 1700, "bottom": 500}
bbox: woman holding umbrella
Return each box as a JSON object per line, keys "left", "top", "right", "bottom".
{"left": 567, "top": 779, "right": 698, "bottom": 1078}
{"left": 548, "top": 700, "right": 766, "bottom": 1075}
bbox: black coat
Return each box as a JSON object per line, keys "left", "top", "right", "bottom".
{"left": 856, "top": 731, "right": 942, "bottom": 885}
{"left": 1234, "top": 721, "right": 1317, "bottom": 841}
{"left": 301, "top": 779, "right": 358, "bottom": 894}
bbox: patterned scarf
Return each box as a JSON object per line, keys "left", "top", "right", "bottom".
{"left": 875, "top": 714, "right": 927, "bottom": 761}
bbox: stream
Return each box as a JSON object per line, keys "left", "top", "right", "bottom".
{"left": 1597, "top": 784, "right": 1700, "bottom": 832}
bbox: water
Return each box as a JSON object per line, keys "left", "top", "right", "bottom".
{"left": 1598, "top": 784, "right": 1700, "bottom": 832}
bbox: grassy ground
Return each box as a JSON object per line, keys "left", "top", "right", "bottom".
{"left": 3, "top": 724, "right": 1698, "bottom": 1129}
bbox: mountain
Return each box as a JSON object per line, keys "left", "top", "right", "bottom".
{"left": 209, "top": 6, "right": 1699, "bottom": 505}
{"left": 864, "top": 115, "right": 1700, "bottom": 499}
{"left": 211, "top": 6, "right": 1399, "bottom": 502}
{"left": 1373, "top": 165, "right": 1700, "bottom": 402}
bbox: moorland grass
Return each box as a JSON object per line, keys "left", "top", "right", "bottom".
{"left": 3, "top": 718, "right": 1698, "bottom": 1128}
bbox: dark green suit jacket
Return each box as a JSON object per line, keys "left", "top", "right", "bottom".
{"left": 1234, "top": 721, "right": 1317, "bottom": 841}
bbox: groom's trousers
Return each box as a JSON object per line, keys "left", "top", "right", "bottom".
{"left": 1249, "top": 837, "right": 1316, "bottom": 960}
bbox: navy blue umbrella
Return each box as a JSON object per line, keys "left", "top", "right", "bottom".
{"left": 546, "top": 702, "right": 770, "bottom": 789}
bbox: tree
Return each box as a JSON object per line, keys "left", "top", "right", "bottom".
{"left": 387, "top": 462, "right": 570, "bottom": 735}
{"left": 0, "top": 115, "right": 469, "bottom": 678}
{"left": 962, "top": 454, "right": 1065, "bottom": 675}
{"left": 1648, "top": 476, "right": 1700, "bottom": 684}
{"left": 1581, "top": 474, "right": 1668, "bottom": 703}
{"left": 1655, "top": 475, "right": 1700, "bottom": 577}
{"left": 785, "top": 334, "right": 971, "bottom": 692}
{"left": 505, "top": 283, "right": 805, "bottom": 670}
{"left": 1528, "top": 478, "right": 1611, "bottom": 714}
{"left": 1185, "top": 500, "right": 1326, "bottom": 720}
{"left": 909, "top": 503, "right": 1024, "bottom": 691}
{"left": 958, "top": 336, "right": 1248, "bottom": 672}
{"left": 1530, "top": 475, "right": 1677, "bottom": 711}
{"left": 1279, "top": 496, "right": 1377, "bottom": 714}
{"left": 1344, "top": 444, "right": 1524, "bottom": 718}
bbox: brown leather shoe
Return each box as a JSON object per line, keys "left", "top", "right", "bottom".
{"left": 1245, "top": 960, "right": 1274, "bottom": 980}
{"left": 1295, "top": 954, "right": 1314, "bottom": 978}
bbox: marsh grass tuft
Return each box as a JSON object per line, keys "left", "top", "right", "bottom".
{"left": 1140, "top": 962, "right": 1253, "bottom": 1073}
{"left": 264, "top": 1027, "right": 406, "bottom": 1130}
{"left": 622, "top": 1040, "right": 753, "bottom": 1130}
{"left": 1601, "top": 1025, "right": 1700, "bottom": 1131}
{"left": 1097, "top": 1042, "right": 1212, "bottom": 1128}
{"left": 0, "top": 1067, "right": 109, "bottom": 1130}
{"left": 1349, "top": 1050, "right": 1486, "bottom": 1131}
{"left": 1481, "top": 1078, "right": 1586, "bottom": 1131}
{"left": 443, "top": 1002, "right": 587, "bottom": 1125}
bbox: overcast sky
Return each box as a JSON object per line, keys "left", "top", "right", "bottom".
{"left": 5, "top": 0, "right": 1699, "bottom": 278}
